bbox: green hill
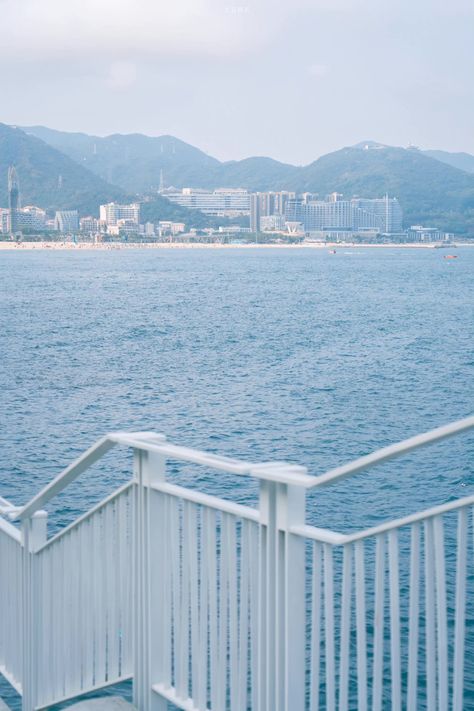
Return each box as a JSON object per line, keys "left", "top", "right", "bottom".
{"left": 296, "top": 145, "right": 474, "bottom": 233}
{"left": 0, "top": 124, "right": 126, "bottom": 215}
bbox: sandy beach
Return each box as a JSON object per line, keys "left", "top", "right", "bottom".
{"left": 0, "top": 241, "right": 471, "bottom": 251}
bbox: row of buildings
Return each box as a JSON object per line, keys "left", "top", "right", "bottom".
{"left": 162, "top": 186, "right": 405, "bottom": 237}
{"left": 0, "top": 205, "right": 80, "bottom": 234}
{"left": 0, "top": 167, "right": 453, "bottom": 243}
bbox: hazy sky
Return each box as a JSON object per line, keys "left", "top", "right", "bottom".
{"left": 1, "top": 0, "right": 473, "bottom": 163}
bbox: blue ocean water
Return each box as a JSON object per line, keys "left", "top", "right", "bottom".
{"left": 0, "top": 246, "right": 473, "bottom": 708}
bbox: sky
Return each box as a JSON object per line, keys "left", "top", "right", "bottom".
{"left": 1, "top": 0, "right": 473, "bottom": 164}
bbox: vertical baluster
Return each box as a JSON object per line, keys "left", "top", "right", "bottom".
{"left": 196, "top": 506, "right": 208, "bottom": 711}
{"left": 237, "top": 520, "right": 250, "bottom": 711}
{"left": 208, "top": 508, "right": 219, "bottom": 710}
{"left": 83, "top": 518, "right": 94, "bottom": 690}
{"left": 339, "top": 544, "right": 352, "bottom": 711}
{"left": 249, "top": 521, "right": 259, "bottom": 711}
{"left": 372, "top": 536, "right": 385, "bottom": 711}
{"left": 407, "top": 523, "right": 420, "bottom": 711}
{"left": 323, "top": 544, "right": 336, "bottom": 711}
{"left": 354, "top": 540, "right": 367, "bottom": 711}
{"left": 161, "top": 495, "right": 172, "bottom": 690}
{"left": 0, "top": 536, "right": 3, "bottom": 666}
{"left": 388, "top": 530, "right": 401, "bottom": 711}
{"left": 77, "top": 521, "right": 85, "bottom": 691}
{"left": 433, "top": 516, "right": 448, "bottom": 711}
{"left": 52, "top": 542, "right": 60, "bottom": 699}
{"left": 424, "top": 519, "right": 436, "bottom": 711}
{"left": 60, "top": 538, "right": 67, "bottom": 697}
{"left": 122, "top": 490, "right": 133, "bottom": 676}
{"left": 181, "top": 502, "right": 190, "bottom": 699}
{"left": 0, "top": 537, "right": 6, "bottom": 669}
{"left": 116, "top": 494, "right": 124, "bottom": 678}
{"left": 452, "top": 508, "right": 468, "bottom": 711}
{"left": 310, "top": 542, "right": 322, "bottom": 711}
{"left": 108, "top": 502, "right": 119, "bottom": 681}
{"left": 63, "top": 534, "right": 71, "bottom": 695}
{"left": 171, "top": 498, "right": 183, "bottom": 697}
{"left": 38, "top": 548, "right": 48, "bottom": 706}
{"left": 52, "top": 544, "right": 60, "bottom": 700}
{"left": 257, "top": 508, "right": 267, "bottom": 711}
{"left": 188, "top": 503, "right": 199, "bottom": 703}
{"left": 218, "top": 513, "right": 229, "bottom": 711}
{"left": 104, "top": 505, "right": 112, "bottom": 684}
{"left": 227, "top": 516, "right": 238, "bottom": 711}
{"left": 70, "top": 527, "right": 80, "bottom": 694}
{"left": 95, "top": 511, "right": 106, "bottom": 685}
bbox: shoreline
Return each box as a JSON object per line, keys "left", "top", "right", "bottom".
{"left": 0, "top": 241, "right": 472, "bottom": 251}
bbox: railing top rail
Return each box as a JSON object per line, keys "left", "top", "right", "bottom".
{"left": 13, "top": 431, "right": 312, "bottom": 521}
{"left": 307, "top": 414, "right": 474, "bottom": 490}
{"left": 111, "top": 432, "right": 312, "bottom": 485}
{"left": 291, "top": 491, "right": 474, "bottom": 546}
{"left": 7, "top": 414, "right": 473, "bottom": 522}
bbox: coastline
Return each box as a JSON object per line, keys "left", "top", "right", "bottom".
{"left": 0, "top": 241, "right": 472, "bottom": 251}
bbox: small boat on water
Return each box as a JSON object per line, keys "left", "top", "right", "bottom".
{"left": 328, "top": 249, "right": 336, "bottom": 254}
{"left": 444, "top": 254, "right": 458, "bottom": 259}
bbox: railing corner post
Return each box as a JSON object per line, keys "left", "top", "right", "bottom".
{"left": 259, "top": 478, "right": 306, "bottom": 711}
{"left": 132, "top": 448, "right": 167, "bottom": 711}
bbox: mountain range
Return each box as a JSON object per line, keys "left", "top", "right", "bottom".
{"left": 2, "top": 123, "right": 474, "bottom": 235}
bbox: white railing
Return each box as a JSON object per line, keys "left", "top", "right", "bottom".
{"left": 0, "top": 417, "right": 472, "bottom": 711}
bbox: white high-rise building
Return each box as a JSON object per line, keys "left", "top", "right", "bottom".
{"left": 99, "top": 203, "right": 140, "bottom": 226}
{"left": 165, "top": 189, "right": 250, "bottom": 216}
{"left": 286, "top": 196, "right": 403, "bottom": 234}
{"left": 351, "top": 196, "right": 403, "bottom": 233}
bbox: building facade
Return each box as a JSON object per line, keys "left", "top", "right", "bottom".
{"left": 165, "top": 189, "right": 250, "bottom": 216}
{"left": 17, "top": 206, "right": 47, "bottom": 232}
{"left": 55, "top": 210, "right": 79, "bottom": 233}
{"left": 285, "top": 195, "right": 403, "bottom": 234}
{"left": 99, "top": 203, "right": 140, "bottom": 227}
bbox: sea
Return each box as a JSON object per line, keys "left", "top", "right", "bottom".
{"left": 0, "top": 246, "right": 473, "bottom": 708}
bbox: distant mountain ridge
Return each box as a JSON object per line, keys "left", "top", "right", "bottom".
{"left": 11, "top": 125, "right": 474, "bottom": 235}
{"left": 423, "top": 149, "right": 474, "bottom": 174}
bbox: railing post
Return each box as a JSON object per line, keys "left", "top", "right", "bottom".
{"left": 132, "top": 447, "right": 167, "bottom": 711}
{"left": 259, "top": 478, "right": 306, "bottom": 711}
{"left": 21, "top": 510, "right": 47, "bottom": 711}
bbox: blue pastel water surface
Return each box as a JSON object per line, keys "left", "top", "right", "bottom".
{"left": 0, "top": 246, "right": 473, "bottom": 708}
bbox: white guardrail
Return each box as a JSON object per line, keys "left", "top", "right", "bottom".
{"left": 0, "top": 416, "right": 473, "bottom": 711}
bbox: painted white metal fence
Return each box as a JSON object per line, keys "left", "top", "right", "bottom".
{"left": 0, "top": 418, "right": 473, "bottom": 711}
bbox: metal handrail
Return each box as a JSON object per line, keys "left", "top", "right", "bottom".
{"left": 8, "top": 415, "right": 474, "bottom": 523}
{"left": 306, "top": 414, "right": 474, "bottom": 489}
{"left": 1, "top": 416, "right": 473, "bottom": 711}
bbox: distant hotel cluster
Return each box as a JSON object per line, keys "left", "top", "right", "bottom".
{"left": 0, "top": 167, "right": 454, "bottom": 244}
